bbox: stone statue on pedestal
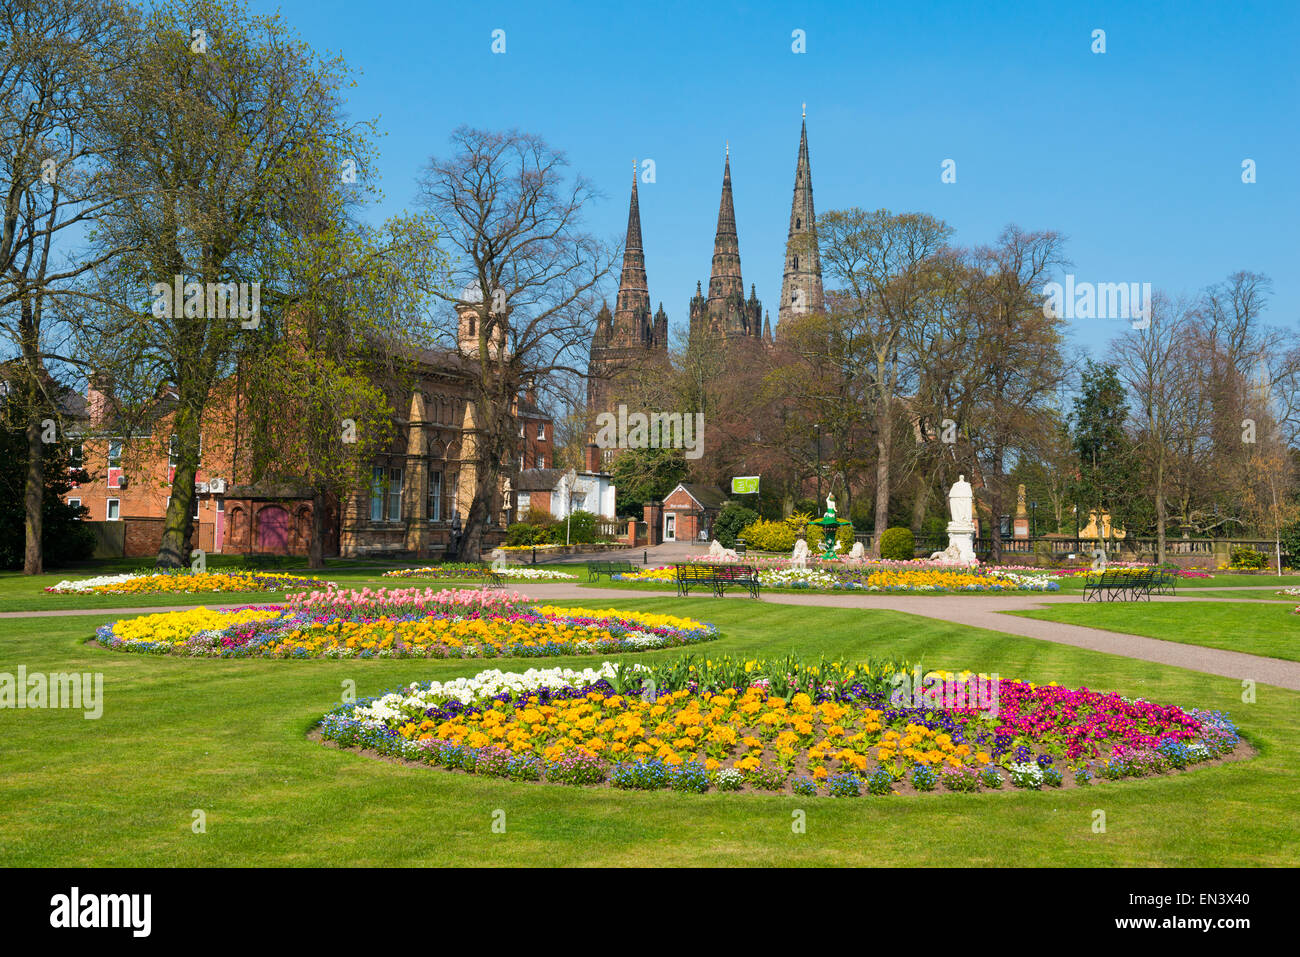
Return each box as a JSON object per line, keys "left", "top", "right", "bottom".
{"left": 929, "top": 474, "right": 977, "bottom": 564}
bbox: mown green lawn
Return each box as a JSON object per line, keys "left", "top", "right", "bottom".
{"left": 0, "top": 560, "right": 571, "bottom": 612}
{"left": 1008, "top": 601, "right": 1300, "bottom": 662}
{"left": 0, "top": 597, "right": 1294, "bottom": 866}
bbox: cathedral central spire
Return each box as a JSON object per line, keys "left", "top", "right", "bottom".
{"left": 690, "top": 147, "right": 763, "bottom": 342}
{"left": 613, "top": 164, "right": 651, "bottom": 345}
{"left": 707, "top": 150, "right": 744, "bottom": 307}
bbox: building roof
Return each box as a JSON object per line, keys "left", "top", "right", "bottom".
{"left": 514, "top": 468, "right": 564, "bottom": 491}
{"left": 669, "top": 482, "right": 727, "bottom": 510}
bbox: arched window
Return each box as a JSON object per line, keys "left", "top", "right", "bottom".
{"left": 793, "top": 255, "right": 799, "bottom": 269}
{"left": 795, "top": 218, "right": 801, "bottom": 229}
{"left": 467, "top": 316, "right": 476, "bottom": 338}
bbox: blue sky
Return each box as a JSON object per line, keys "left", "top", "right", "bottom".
{"left": 258, "top": 0, "right": 1299, "bottom": 357}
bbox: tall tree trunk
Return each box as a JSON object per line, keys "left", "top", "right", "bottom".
{"left": 308, "top": 489, "right": 326, "bottom": 569}
{"left": 1155, "top": 458, "right": 1167, "bottom": 565}
{"left": 158, "top": 402, "right": 202, "bottom": 567}
{"left": 910, "top": 468, "right": 929, "bottom": 535}
{"left": 873, "top": 407, "right": 891, "bottom": 557}
{"left": 24, "top": 416, "right": 44, "bottom": 575}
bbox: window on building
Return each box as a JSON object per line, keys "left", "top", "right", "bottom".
{"left": 518, "top": 455, "right": 524, "bottom": 472}
{"left": 70, "top": 444, "right": 83, "bottom": 467}
{"left": 106, "top": 499, "right": 120, "bottom": 521}
{"left": 369, "top": 466, "right": 385, "bottom": 522}
{"left": 68, "top": 498, "right": 81, "bottom": 518}
{"left": 793, "top": 255, "right": 799, "bottom": 269}
{"left": 428, "top": 471, "right": 442, "bottom": 523}
{"left": 169, "top": 434, "right": 179, "bottom": 467}
{"left": 537, "top": 454, "right": 544, "bottom": 469}
{"left": 518, "top": 422, "right": 525, "bottom": 438}
{"left": 193, "top": 495, "right": 201, "bottom": 520}
{"left": 536, "top": 421, "right": 545, "bottom": 439}
{"left": 108, "top": 440, "right": 122, "bottom": 467}
{"left": 387, "top": 467, "right": 403, "bottom": 522}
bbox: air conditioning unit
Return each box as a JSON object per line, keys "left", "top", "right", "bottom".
{"left": 208, "top": 478, "right": 227, "bottom": 494}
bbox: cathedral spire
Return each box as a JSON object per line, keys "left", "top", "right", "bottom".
{"left": 613, "top": 164, "right": 651, "bottom": 345}
{"left": 707, "top": 149, "right": 744, "bottom": 308}
{"left": 778, "top": 109, "right": 824, "bottom": 327}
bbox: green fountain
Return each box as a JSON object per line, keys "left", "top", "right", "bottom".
{"left": 807, "top": 494, "right": 853, "bottom": 560}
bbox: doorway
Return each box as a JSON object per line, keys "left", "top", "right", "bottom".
{"left": 664, "top": 514, "right": 676, "bottom": 541}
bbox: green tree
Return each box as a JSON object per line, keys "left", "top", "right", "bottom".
{"left": 0, "top": 407, "right": 93, "bottom": 569}
{"left": 86, "top": 0, "right": 372, "bottom": 567}
{"left": 1071, "top": 360, "right": 1145, "bottom": 549}
{"left": 609, "top": 447, "right": 687, "bottom": 517}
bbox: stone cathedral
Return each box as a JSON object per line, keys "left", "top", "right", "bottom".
{"left": 587, "top": 110, "right": 826, "bottom": 421}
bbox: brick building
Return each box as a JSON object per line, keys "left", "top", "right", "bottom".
{"left": 63, "top": 340, "right": 553, "bottom": 560}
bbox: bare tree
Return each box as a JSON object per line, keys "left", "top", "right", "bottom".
{"left": 817, "top": 208, "right": 952, "bottom": 553}
{"left": 0, "top": 0, "right": 130, "bottom": 572}
{"left": 1109, "top": 292, "right": 1197, "bottom": 562}
{"left": 416, "top": 127, "right": 616, "bottom": 561}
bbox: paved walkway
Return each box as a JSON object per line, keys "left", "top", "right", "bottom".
{"left": 9, "top": 583, "right": 1299, "bottom": 691}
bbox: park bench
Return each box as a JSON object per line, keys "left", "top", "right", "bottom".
{"left": 587, "top": 560, "right": 636, "bottom": 581}
{"left": 476, "top": 562, "right": 507, "bottom": 589}
{"left": 1151, "top": 569, "right": 1178, "bottom": 596}
{"left": 1082, "top": 568, "right": 1156, "bottom": 602}
{"left": 674, "top": 562, "right": 761, "bottom": 599}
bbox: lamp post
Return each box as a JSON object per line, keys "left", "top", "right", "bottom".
{"left": 814, "top": 424, "right": 822, "bottom": 506}
{"left": 1031, "top": 501, "right": 1037, "bottom": 538}
{"left": 563, "top": 469, "right": 577, "bottom": 546}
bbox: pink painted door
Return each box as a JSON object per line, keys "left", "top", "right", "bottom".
{"left": 256, "top": 506, "right": 290, "bottom": 553}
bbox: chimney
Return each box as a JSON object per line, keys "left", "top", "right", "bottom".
{"left": 584, "top": 442, "right": 600, "bottom": 473}
{"left": 87, "top": 384, "right": 108, "bottom": 427}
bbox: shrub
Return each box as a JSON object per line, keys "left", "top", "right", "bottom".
{"left": 879, "top": 527, "right": 916, "bottom": 561}
{"left": 740, "top": 518, "right": 798, "bottom": 552}
{"left": 505, "top": 522, "right": 548, "bottom": 546}
{"left": 714, "top": 503, "right": 758, "bottom": 548}
{"left": 1229, "top": 545, "right": 1266, "bottom": 570}
{"left": 547, "top": 509, "right": 601, "bottom": 544}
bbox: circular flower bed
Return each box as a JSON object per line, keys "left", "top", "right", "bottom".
{"left": 95, "top": 587, "right": 716, "bottom": 658}
{"left": 383, "top": 564, "right": 576, "bottom": 581}
{"left": 47, "top": 570, "right": 332, "bottom": 595}
{"left": 613, "top": 565, "right": 1059, "bottom": 593}
{"left": 317, "top": 654, "right": 1242, "bottom": 795}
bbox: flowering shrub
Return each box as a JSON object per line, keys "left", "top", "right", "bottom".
{"left": 318, "top": 655, "right": 1242, "bottom": 796}
{"left": 97, "top": 597, "right": 716, "bottom": 659}
{"left": 47, "top": 570, "right": 330, "bottom": 595}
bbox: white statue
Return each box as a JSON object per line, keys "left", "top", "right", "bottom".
{"left": 848, "top": 541, "right": 865, "bottom": 560}
{"left": 709, "top": 539, "right": 738, "bottom": 561}
{"left": 791, "top": 537, "right": 810, "bottom": 568}
{"left": 949, "top": 474, "right": 974, "bottom": 528}
{"left": 929, "top": 475, "right": 977, "bottom": 564}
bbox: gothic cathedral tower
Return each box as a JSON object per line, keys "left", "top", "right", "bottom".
{"left": 777, "top": 106, "right": 824, "bottom": 329}
{"left": 689, "top": 146, "right": 764, "bottom": 343}
{"left": 587, "top": 166, "right": 668, "bottom": 419}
